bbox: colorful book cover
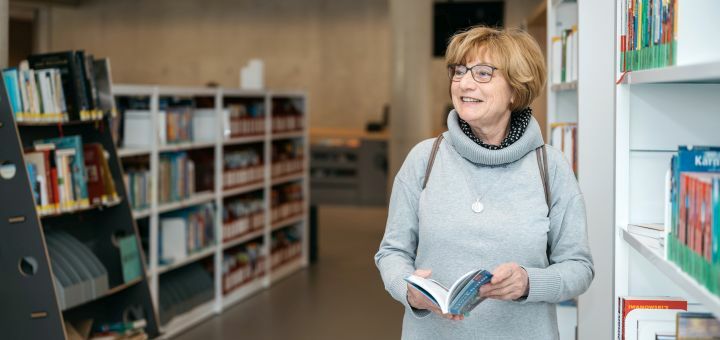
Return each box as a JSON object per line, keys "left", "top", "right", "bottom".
{"left": 714, "top": 178, "right": 720, "bottom": 265}
{"left": 37, "top": 135, "right": 89, "bottom": 207}
{"left": 672, "top": 147, "right": 720, "bottom": 240}
{"left": 119, "top": 235, "right": 142, "bottom": 283}
{"left": 2, "top": 68, "right": 22, "bottom": 115}
{"left": 677, "top": 312, "right": 720, "bottom": 339}
{"left": 618, "top": 296, "right": 687, "bottom": 340}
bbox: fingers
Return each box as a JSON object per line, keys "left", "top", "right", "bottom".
{"left": 413, "top": 268, "right": 432, "bottom": 278}
{"left": 482, "top": 263, "right": 528, "bottom": 300}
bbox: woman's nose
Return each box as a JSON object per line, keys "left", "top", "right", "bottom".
{"left": 458, "top": 71, "right": 476, "bottom": 90}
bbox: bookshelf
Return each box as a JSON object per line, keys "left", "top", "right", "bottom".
{"left": 113, "top": 85, "right": 309, "bottom": 338}
{"left": 545, "top": 0, "right": 579, "bottom": 338}
{"left": 0, "top": 81, "right": 160, "bottom": 338}
{"left": 546, "top": 0, "right": 578, "bottom": 177}
{"left": 613, "top": 0, "right": 720, "bottom": 338}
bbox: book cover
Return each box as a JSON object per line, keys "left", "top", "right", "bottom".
{"left": 672, "top": 147, "right": 720, "bottom": 242}
{"left": 37, "top": 135, "right": 90, "bottom": 207}
{"left": 119, "top": 235, "right": 142, "bottom": 283}
{"left": 27, "top": 51, "right": 89, "bottom": 120}
{"left": 676, "top": 312, "right": 720, "bottom": 339}
{"left": 2, "top": 68, "right": 22, "bottom": 115}
{"left": 618, "top": 296, "right": 687, "bottom": 340}
{"left": 405, "top": 269, "right": 493, "bottom": 315}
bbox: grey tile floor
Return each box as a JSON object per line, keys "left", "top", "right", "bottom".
{"left": 173, "top": 205, "right": 402, "bottom": 340}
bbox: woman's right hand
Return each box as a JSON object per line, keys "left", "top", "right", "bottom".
{"left": 407, "top": 269, "right": 465, "bottom": 321}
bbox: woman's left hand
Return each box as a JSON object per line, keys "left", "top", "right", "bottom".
{"left": 480, "top": 262, "right": 529, "bottom": 301}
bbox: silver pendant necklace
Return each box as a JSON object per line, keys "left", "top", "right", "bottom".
{"left": 471, "top": 199, "right": 484, "bottom": 213}
{"left": 461, "top": 163, "right": 506, "bottom": 214}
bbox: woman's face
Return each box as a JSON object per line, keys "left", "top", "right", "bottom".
{"left": 451, "top": 50, "right": 514, "bottom": 124}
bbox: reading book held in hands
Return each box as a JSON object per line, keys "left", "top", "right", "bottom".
{"left": 405, "top": 269, "right": 493, "bottom": 315}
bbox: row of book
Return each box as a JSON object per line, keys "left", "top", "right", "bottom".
{"left": 159, "top": 203, "right": 216, "bottom": 265}
{"left": 619, "top": 0, "right": 678, "bottom": 72}
{"left": 1, "top": 51, "right": 113, "bottom": 122}
{"left": 272, "top": 159, "right": 304, "bottom": 178}
{"left": 550, "top": 26, "right": 578, "bottom": 85}
{"left": 123, "top": 108, "right": 195, "bottom": 147}
{"left": 550, "top": 123, "right": 577, "bottom": 174}
{"left": 618, "top": 296, "right": 720, "bottom": 340}
{"left": 227, "top": 103, "right": 265, "bottom": 138}
{"left": 158, "top": 152, "right": 195, "bottom": 204}
{"left": 222, "top": 241, "right": 265, "bottom": 295}
{"left": 223, "top": 147, "right": 263, "bottom": 189}
{"left": 25, "top": 135, "right": 119, "bottom": 216}
{"left": 123, "top": 168, "right": 151, "bottom": 211}
{"left": 158, "top": 263, "right": 214, "bottom": 326}
{"left": 270, "top": 225, "right": 302, "bottom": 270}
{"left": 271, "top": 182, "right": 304, "bottom": 223}
{"left": 668, "top": 146, "right": 720, "bottom": 294}
{"left": 223, "top": 193, "right": 264, "bottom": 242}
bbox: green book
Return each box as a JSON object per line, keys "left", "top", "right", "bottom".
{"left": 119, "top": 235, "right": 142, "bottom": 283}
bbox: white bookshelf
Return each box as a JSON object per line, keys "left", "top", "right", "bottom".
{"left": 545, "top": 1, "right": 579, "bottom": 338}
{"left": 112, "top": 85, "right": 310, "bottom": 336}
{"left": 613, "top": 0, "right": 720, "bottom": 338}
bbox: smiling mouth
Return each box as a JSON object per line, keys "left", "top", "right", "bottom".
{"left": 461, "top": 96, "right": 483, "bottom": 103}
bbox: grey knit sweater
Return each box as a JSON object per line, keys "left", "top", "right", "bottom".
{"left": 374, "top": 110, "right": 594, "bottom": 339}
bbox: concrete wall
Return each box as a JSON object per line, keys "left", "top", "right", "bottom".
{"left": 44, "top": 0, "right": 541, "bottom": 132}
{"left": 45, "top": 0, "right": 391, "bottom": 130}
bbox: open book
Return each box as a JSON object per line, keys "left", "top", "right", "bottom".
{"left": 405, "top": 269, "right": 493, "bottom": 315}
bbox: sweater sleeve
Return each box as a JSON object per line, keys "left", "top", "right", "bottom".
{"left": 523, "top": 148, "right": 595, "bottom": 303}
{"left": 374, "top": 140, "right": 435, "bottom": 318}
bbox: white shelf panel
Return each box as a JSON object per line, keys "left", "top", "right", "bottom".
{"left": 270, "top": 90, "right": 307, "bottom": 98}
{"left": 222, "top": 182, "right": 265, "bottom": 198}
{"left": 222, "top": 277, "right": 265, "bottom": 309}
{"left": 551, "top": 81, "right": 578, "bottom": 92}
{"left": 223, "top": 135, "right": 265, "bottom": 146}
{"left": 270, "top": 258, "right": 304, "bottom": 285}
{"left": 222, "top": 229, "right": 265, "bottom": 250}
{"left": 157, "top": 86, "right": 216, "bottom": 97}
{"left": 271, "top": 214, "right": 304, "bottom": 232}
{"left": 221, "top": 88, "right": 267, "bottom": 97}
{"left": 118, "top": 148, "right": 151, "bottom": 158}
{"left": 156, "top": 246, "right": 217, "bottom": 275}
{"left": 112, "top": 84, "right": 155, "bottom": 96}
{"left": 132, "top": 208, "right": 151, "bottom": 219}
{"left": 157, "top": 192, "right": 215, "bottom": 215}
{"left": 624, "top": 62, "right": 720, "bottom": 84}
{"left": 272, "top": 131, "right": 304, "bottom": 140}
{"left": 271, "top": 173, "right": 304, "bottom": 186}
{"left": 158, "top": 141, "right": 215, "bottom": 153}
{"left": 621, "top": 227, "right": 720, "bottom": 318}
{"left": 159, "top": 299, "right": 216, "bottom": 340}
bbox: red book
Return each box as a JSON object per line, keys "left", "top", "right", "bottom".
{"left": 82, "top": 143, "right": 106, "bottom": 204}
{"left": 618, "top": 296, "right": 687, "bottom": 340}
{"left": 680, "top": 173, "right": 688, "bottom": 244}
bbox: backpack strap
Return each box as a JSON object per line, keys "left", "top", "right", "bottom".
{"left": 422, "top": 134, "right": 444, "bottom": 190}
{"left": 536, "top": 145, "right": 551, "bottom": 217}
{"left": 422, "top": 136, "right": 551, "bottom": 217}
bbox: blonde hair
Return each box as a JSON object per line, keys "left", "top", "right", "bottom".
{"left": 445, "top": 26, "right": 546, "bottom": 112}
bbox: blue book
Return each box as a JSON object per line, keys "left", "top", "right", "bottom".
{"left": 2, "top": 68, "right": 22, "bottom": 115}
{"left": 671, "top": 146, "right": 720, "bottom": 238}
{"left": 404, "top": 269, "right": 493, "bottom": 315}
{"left": 36, "top": 135, "right": 89, "bottom": 206}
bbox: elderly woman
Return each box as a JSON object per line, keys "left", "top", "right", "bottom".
{"left": 374, "top": 26, "right": 594, "bottom": 339}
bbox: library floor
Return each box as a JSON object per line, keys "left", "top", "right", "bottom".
{"left": 174, "top": 205, "right": 402, "bottom": 340}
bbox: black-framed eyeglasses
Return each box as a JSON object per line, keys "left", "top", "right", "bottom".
{"left": 448, "top": 64, "right": 498, "bottom": 83}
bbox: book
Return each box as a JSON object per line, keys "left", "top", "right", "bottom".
{"left": 27, "top": 51, "right": 89, "bottom": 120}
{"left": 618, "top": 296, "right": 687, "bottom": 340}
{"left": 37, "top": 135, "right": 90, "bottom": 208}
{"left": 676, "top": 312, "right": 720, "bottom": 340}
{"left": 404, "top": 269, "right": 493, "bottom": 315}
{"left": 118, "top": 235, "right": 142, "bottom": 283}
{"left": 628, "top": 223, "right": 665, "bottom": 239}
{"left": 1, "top": 68, "right": 22, "bottom": 115}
